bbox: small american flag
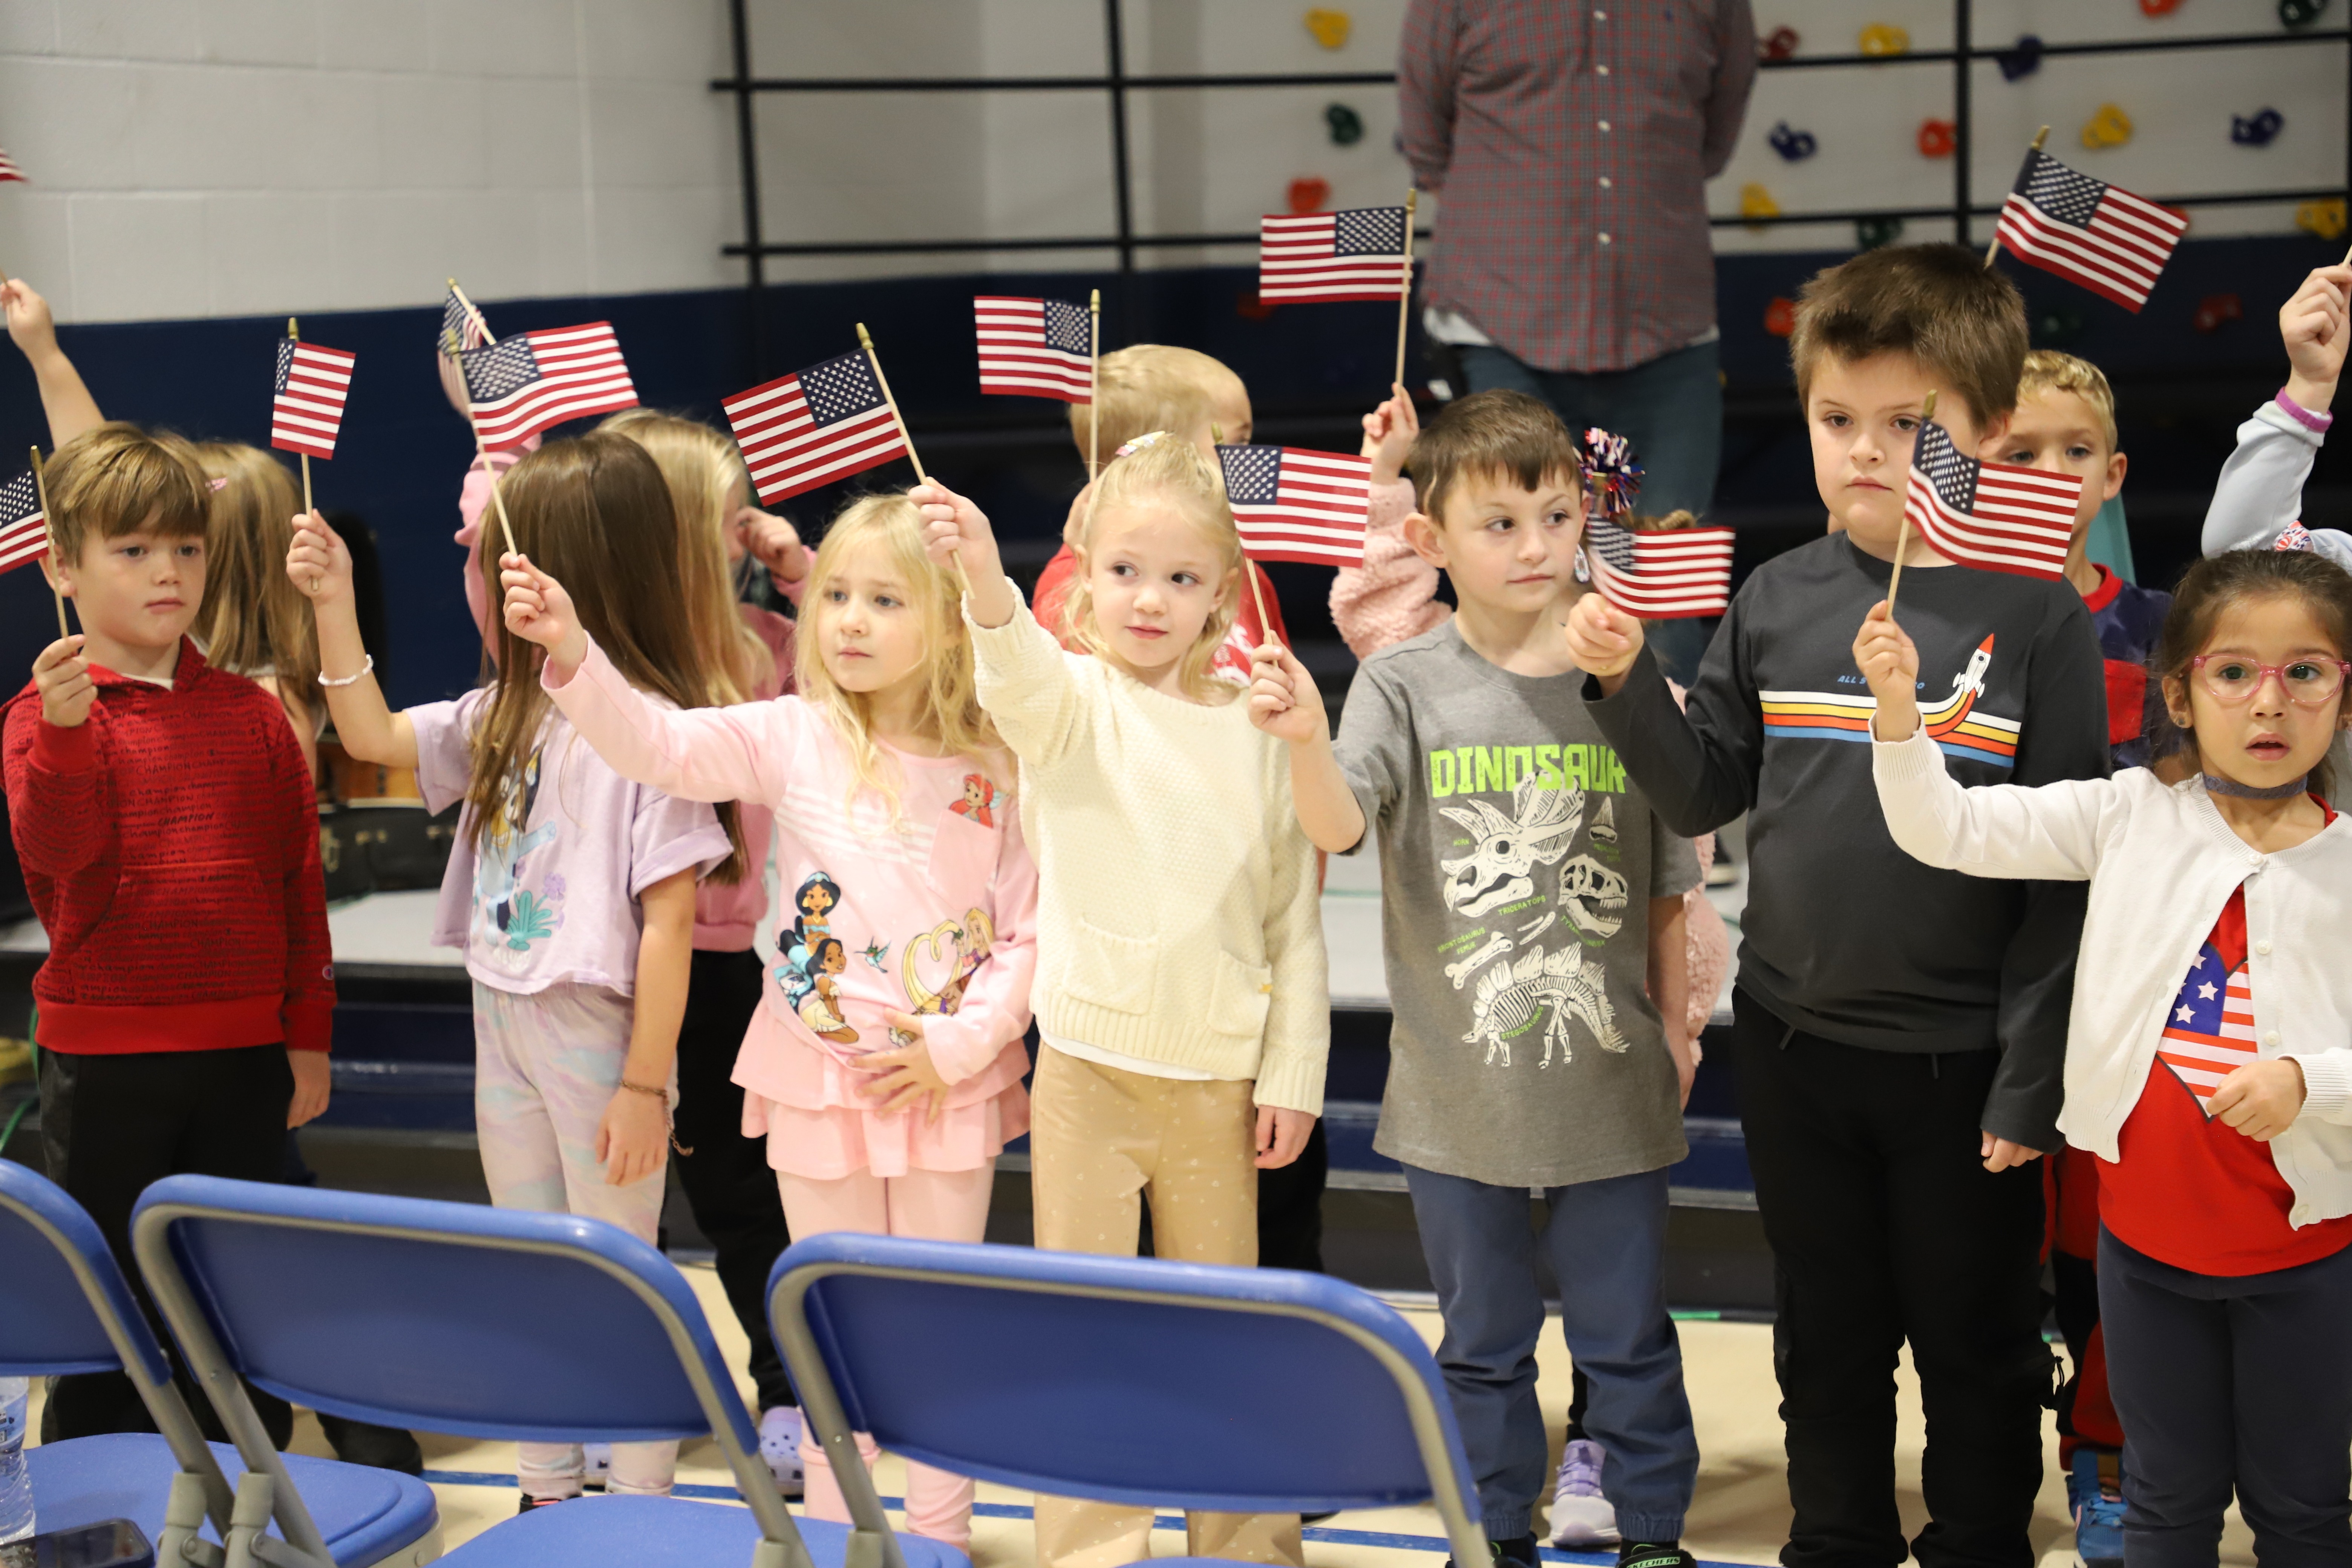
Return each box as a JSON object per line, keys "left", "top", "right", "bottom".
{"left": 2159, "top": 937, "right": 2256, "bottom": 1115}
{"left": 1903, "top": 419, "right": 2082, "bottom": 580}
{"left": 271, "top": 336, "right": 357, "bottom": 461}
{"left": 1217, "top": 444, "right": 1372, "bottom": 566}
{"left": 0, "top": 147, "right": 23, "bottom": 184}
{"left": 459, "top": 323, "right": 638, "bottom": 450}
{"left": 441, "top": 284, "right": 491, "bottom": 354}
{"left": 0, "top": 471, "right": 47, "bottom": 576}
{"left": 1583, "top": 517, "right": 1735, "bottom": 619}
{"left": 724, "top": 351, "right": 909, "bottom": 505}
{"left": 1258, "top": 207, "right": 1410, "bottom": 303}
{"left": 975, "top": 296, "right": 1092, "bottom": 402}
{"left": 1994, "top": 149, "right": 2188, "bottom": 313}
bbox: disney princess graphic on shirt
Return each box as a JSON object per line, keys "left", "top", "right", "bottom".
{"left": 473, "top": 747, "right": 562, "bottom": 969}
{"left": 951, "top": 773, "right": 1002, "bottom": 828}
{"left": 778, "top": 872, "right": 860, "bottom": 1046}
{"left": 887, "top": 908, "right": 999, "bottom": 1047}
{"left": 795, "top": 936, "right": 861, "bottom": 1045}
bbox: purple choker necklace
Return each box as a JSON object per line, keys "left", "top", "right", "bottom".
{"left": 2203, "top": 773, "right": 2309, "bottom": 801}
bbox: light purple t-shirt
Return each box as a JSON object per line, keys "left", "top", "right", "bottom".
{"left": 412, "top": 690, "right": 733, "bottom": 996}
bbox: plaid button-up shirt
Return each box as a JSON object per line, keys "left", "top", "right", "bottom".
{"left": 1401, "top": 0, "right": 1756, "bottom": 374}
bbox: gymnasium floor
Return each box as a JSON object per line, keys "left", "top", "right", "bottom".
{"left": 22, "top": 1259, "right": 2255, "bottom": 1567}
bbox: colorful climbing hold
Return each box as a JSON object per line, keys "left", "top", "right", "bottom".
{"left": 1995, "top": 35, "right": 2043, "bottom": 81}
{"left": 1917, "top": 119, "right": 1957, "bottom": 159}
{"left": 2297, "top": 198, "right": 2348, "bottom": 242}
{"left": 1286, "top": 176, "right": 1331, "bottom": 214}
{"left": 1325, "top": 103, "right": 1365, "bottom": 146}
{"left": 1304, "top": 8, "right": 1351, "bottom": 49}
{"left": 2139, "top": 0, "right": 2184, "bottom": 13}
{"left": 2279, "top": 0, "right": 2329, "bottom": 28}
{"left": 1764, "top": 297, "right": 1798, "bottom": 338}
{"left": 1858, "top": 23, "right": 1910, "bottom": 56}
{"left": 1856, "top": 216, "right": 1905, "bottom": 250}
{"left": 2231, "top": 108, "right": 2285, "bottom": 147}
{"left": 2081, "top": 103, "right": 2134, "bottom": 150}
{"left": 1767, "top": 122, "right": 1819, "bottom": 161}
{"left": 1759, "top": 25, "right": 1800, "bottom": 61}
{"left": 1741, "top": 184, "right": 1781, "bottom": 230}
{"left": 2193, "top": 293, "right": 2245, "bottom": 334}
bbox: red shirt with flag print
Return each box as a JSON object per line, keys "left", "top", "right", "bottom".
{"left": 1031, "top": 544, "right": 1291, "bottom": 684}
{"left": 2, "top": 641, "right": 334, "bottom": 1056}
{"left": 2100, "top": 861, "right": 2352, "bottom": 1275}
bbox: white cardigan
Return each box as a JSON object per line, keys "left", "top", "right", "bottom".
{"left": 1873, "top": 727, "right": 2352, "bottom": 1228}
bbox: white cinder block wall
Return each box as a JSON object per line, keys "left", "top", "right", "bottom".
{"left": 0, "top": 0, "right": 2337, "bottom": 326}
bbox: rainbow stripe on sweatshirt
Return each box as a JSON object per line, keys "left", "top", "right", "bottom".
{"left": 1760, "top": 634, "right": 2021, "bottom": 770}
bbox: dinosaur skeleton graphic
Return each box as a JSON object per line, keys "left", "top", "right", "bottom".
{"left": 1444, "top": 930, "right": 1514, "bottom": 988}
{"left": 1462, "top": 943, "right": 1626, "bottom": 1069}
{"left": 1559, "top": 855, "right": 1629, "bottom": 940}
{"left": 1441, "top": 774, "right": 1585, "bottom": 917}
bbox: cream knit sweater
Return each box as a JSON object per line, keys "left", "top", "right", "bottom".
{"left": 968, "top": 596, "right": 1329, "bottom": 1113}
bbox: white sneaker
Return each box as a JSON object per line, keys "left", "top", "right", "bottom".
{"left": 760, "top": 1407, "right": 806, "bottom": 1498}
{"left": 1549, "top": 1438, "right": 1620, "bottom": 1548}
{"left": 581, "top": 1442, "right": 612, "bottom": 1492}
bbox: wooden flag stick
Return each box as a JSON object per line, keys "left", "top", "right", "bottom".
{"left": 858, "top": 322, "right": 965, "bottom": 588}
{"left": 447, "top": 277, "right": 496, "bottom": 346}
{"left": 1886, "top": 390, "right": 1935, "bottom": 614}
{"left": 29, "top": 446, "right": 67, "bottom": 639}
{"left": 288, "top": 317, "right": 314, "bottom": 518}
{"left": 1245, "top": 551, "right": 1277, "bottom": 648}
{"left": 1394, "top": 188, "right": 1418, "bottom": 389}
{"left": 1984, "top": 127, "right": 2051, "bottom": 268}
{"left": 1088, "top": 289, "right": 1101, "bottom": 482}
{"left": 440, "top": 283, "right": 516, "bottom": 558}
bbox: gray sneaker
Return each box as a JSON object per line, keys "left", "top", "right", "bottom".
{"left": 1550, "top": 1438, "right": 1620, "bottom": 1548}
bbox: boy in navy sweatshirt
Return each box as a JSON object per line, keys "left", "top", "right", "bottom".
{"left": 1565, "top": 245, "right": 2110, "bottom": 1568}
{"left": 5, "top": 423, "right": 332, "bottom": 1441}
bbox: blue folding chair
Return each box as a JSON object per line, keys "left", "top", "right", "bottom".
{"left": 0, "top": 1159, "right": 440, "bottom": 1567}
{"left": 131, "top": 1175, "right": 970, "bottom": 1568}
{"left": 767, "top": 1234, "right": 1490, "bottom": 1568}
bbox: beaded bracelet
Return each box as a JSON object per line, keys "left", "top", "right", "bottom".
{"left": 317, "top": 655, "right": 374, "bottom": 688}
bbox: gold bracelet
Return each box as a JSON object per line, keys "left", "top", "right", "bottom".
{"left": 616, "top": 1080, "right": 691, "bottom": 1155}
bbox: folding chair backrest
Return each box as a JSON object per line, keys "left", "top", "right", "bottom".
{"left": 0, "top": 1159, "right": 167, "bottom": 1384}
{"left": 770, "top": 1234, "right": 1485, "bottom": 1559}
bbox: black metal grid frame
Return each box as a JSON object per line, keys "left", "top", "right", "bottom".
{"left": 718, "top": 3, "right": 2350, "bottom": 338}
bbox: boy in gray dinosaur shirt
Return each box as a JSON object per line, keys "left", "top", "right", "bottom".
{"left": 1250, "top": 390, "right": 1701, "bottom": 1568}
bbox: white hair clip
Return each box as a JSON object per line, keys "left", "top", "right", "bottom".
{"left": 1113, "top": 430, "right": 1174, "bottom": 459}
{"left": 207, "top": 476, "right": 230, "bottom": 491}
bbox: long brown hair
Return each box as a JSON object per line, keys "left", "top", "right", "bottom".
{"left": 598, "top": 409, "right": 773, "bottom": 703}
{"left": 2152, "top": 547, "right": 2352, "bottom": 800}
{"left": 469, "top": 433, "right": 747, "bottom": 881}
{"left": 192, "top": 443, "right": 320, "bottom": 704}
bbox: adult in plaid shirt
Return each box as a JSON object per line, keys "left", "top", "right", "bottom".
{"left": 1400, "top": 0, "right": 1755, "bottom": 684}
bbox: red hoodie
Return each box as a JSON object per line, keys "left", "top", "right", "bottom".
{"left": 2, "top": 640, "right": 334, "bottom": 1055}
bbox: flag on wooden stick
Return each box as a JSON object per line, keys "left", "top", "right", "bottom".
{"left": 458, "top": 322, "right": 637, "bottom": 450}
{"left": 724, "top": 351, "right": 910, "bottom": 504}
{"left": 1993, "top": 149, "right": 2187, "bottom": 312}
{"left": 975, "top": 296, "right": 1093, "bottom": 401}
{"left": 441, "top": 283, "right": 491, "bottom": 353}
{"left": 270, "top": 334, "right": 356, "bottom": 461}
{"left": 1582, "top": 516, "right": 1735, "bottom": 619}
{"left": 0, "top": 471, "right": 47, "bottom": 574}
{"left": 1903, "top": 417, "right": 2081, "bottom": 579}
{"left": 1258, "top": 206, "right": 1411, "bottom": 303}
{"left": 1216, "top": 444, "right": 1372, "bottom": 566}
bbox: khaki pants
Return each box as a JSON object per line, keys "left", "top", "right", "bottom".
{"left": 1028, "top": 1046, "right": 1306, "bottom": 1568}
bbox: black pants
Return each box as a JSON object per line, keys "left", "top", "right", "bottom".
{"left": 39, "top": 1044, "right": 298, "bottom": 1447}
{"left": 1730, "top": 991, "right": 2051, "bottom": 1568}
{"left": 673, "top": 948, "right": 796, "bottom": 1411}
{"left": 1256, "top": 1118, "right": 1327, "bottom": 1271}
{"left": 2101, "top": 1227, "right": 2352, "bottom": 1568}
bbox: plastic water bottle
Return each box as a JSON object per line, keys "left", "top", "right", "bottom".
{"left": 0, "top": 1376, "right": 31, "bottom": 1544}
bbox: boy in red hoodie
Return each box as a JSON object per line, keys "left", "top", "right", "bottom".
{"left": 6, "top": 423, "right": 333, "bottom": 1439}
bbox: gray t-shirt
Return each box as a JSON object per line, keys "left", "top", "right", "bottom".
{"left": 1337, "top": 623, "right": 1700, "bottom": 1188}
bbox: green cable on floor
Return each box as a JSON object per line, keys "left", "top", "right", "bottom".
{"left": 0, "top": 1004, "right": 36, "bottom": 1156}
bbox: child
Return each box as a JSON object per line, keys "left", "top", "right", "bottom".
{"left": 0, "top": 277, "right": 103, "bottom": 448}
{"left": 192, "top": 443, "right": 326, "bottom": 782}
{"left": 7, "top": 424, "right": 331, "bottom": 1442}
{"left": 1030, "top": 345, "right": 1292, "bottom": 681}
{"left": 288, "top": 433, "right": 735, "bottom": 1508}
{"left": 1857, "top": 547, "right": 2352, "bottom": 1568}
{"left": 919, "top": 437, "right": 1327, "bottom": 1568}
{"left": 1563, "top": 243, "right": 2111, "bottom": 1568}
{"left": 2201, "top": 264, "right": 2348, "bottom": 564}
{"left": 501, "top": 492, "right": 1036, "bottom": 1552}
{"left": 597, "top": 409, "right": 807, "bottom": 1488}
{"left": 1251, "top": 389, "right": 1702, "bottom": 1568}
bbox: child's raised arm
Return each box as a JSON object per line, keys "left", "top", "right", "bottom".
{"left": 288, "top": 510, "right": 417, "bottom": 769}
{"left": 915, "top": 480, "right": 1014, "bottom": 628}
{"left": 1250, "top": 643, "right": 1366, "bottom": 853}
{"left": 2202, "top": 266, "right": 2352, "bottom": 565}
{"left": 2, "top": 279, "right": 105, "bottom": 448}
{"left": 919, "top": 480, "right": 1087, "bottom": 767}
{"left": 2284, "top": 263, "right": 2349, "bottom": 417}
{"left": 1563, "top": 592, "right": 1647, "bottom": 694}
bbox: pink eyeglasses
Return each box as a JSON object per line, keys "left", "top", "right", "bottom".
{"left": 2190, "top": 654, "right": 2352, "bottom": 705}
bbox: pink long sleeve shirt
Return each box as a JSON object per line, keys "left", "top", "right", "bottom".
{"left": 542, "top": 637, "right": 1035, "bottom": 1179}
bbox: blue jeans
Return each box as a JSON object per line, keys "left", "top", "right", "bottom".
{"left": 1460, "top": 338, "right": 1724, "bottom": 686}
{"left": 1403, "top": 1162, "right": 1697, "bottom": 1545}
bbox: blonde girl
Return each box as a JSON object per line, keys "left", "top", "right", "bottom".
{"left": 917, "top": 437, "right": 1327, "bottom": 1568}
{"left": 288, "top": 433, "right": 739, "bottom": 1507}
{"left": 598, "top": 410, "right": 808, "bottom": 1482}
{"left": 500, "top": 492, "right": 1036, "bottom": 1551}
{"left": 192, "top": 443, "right": 325, "bottom": 781}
